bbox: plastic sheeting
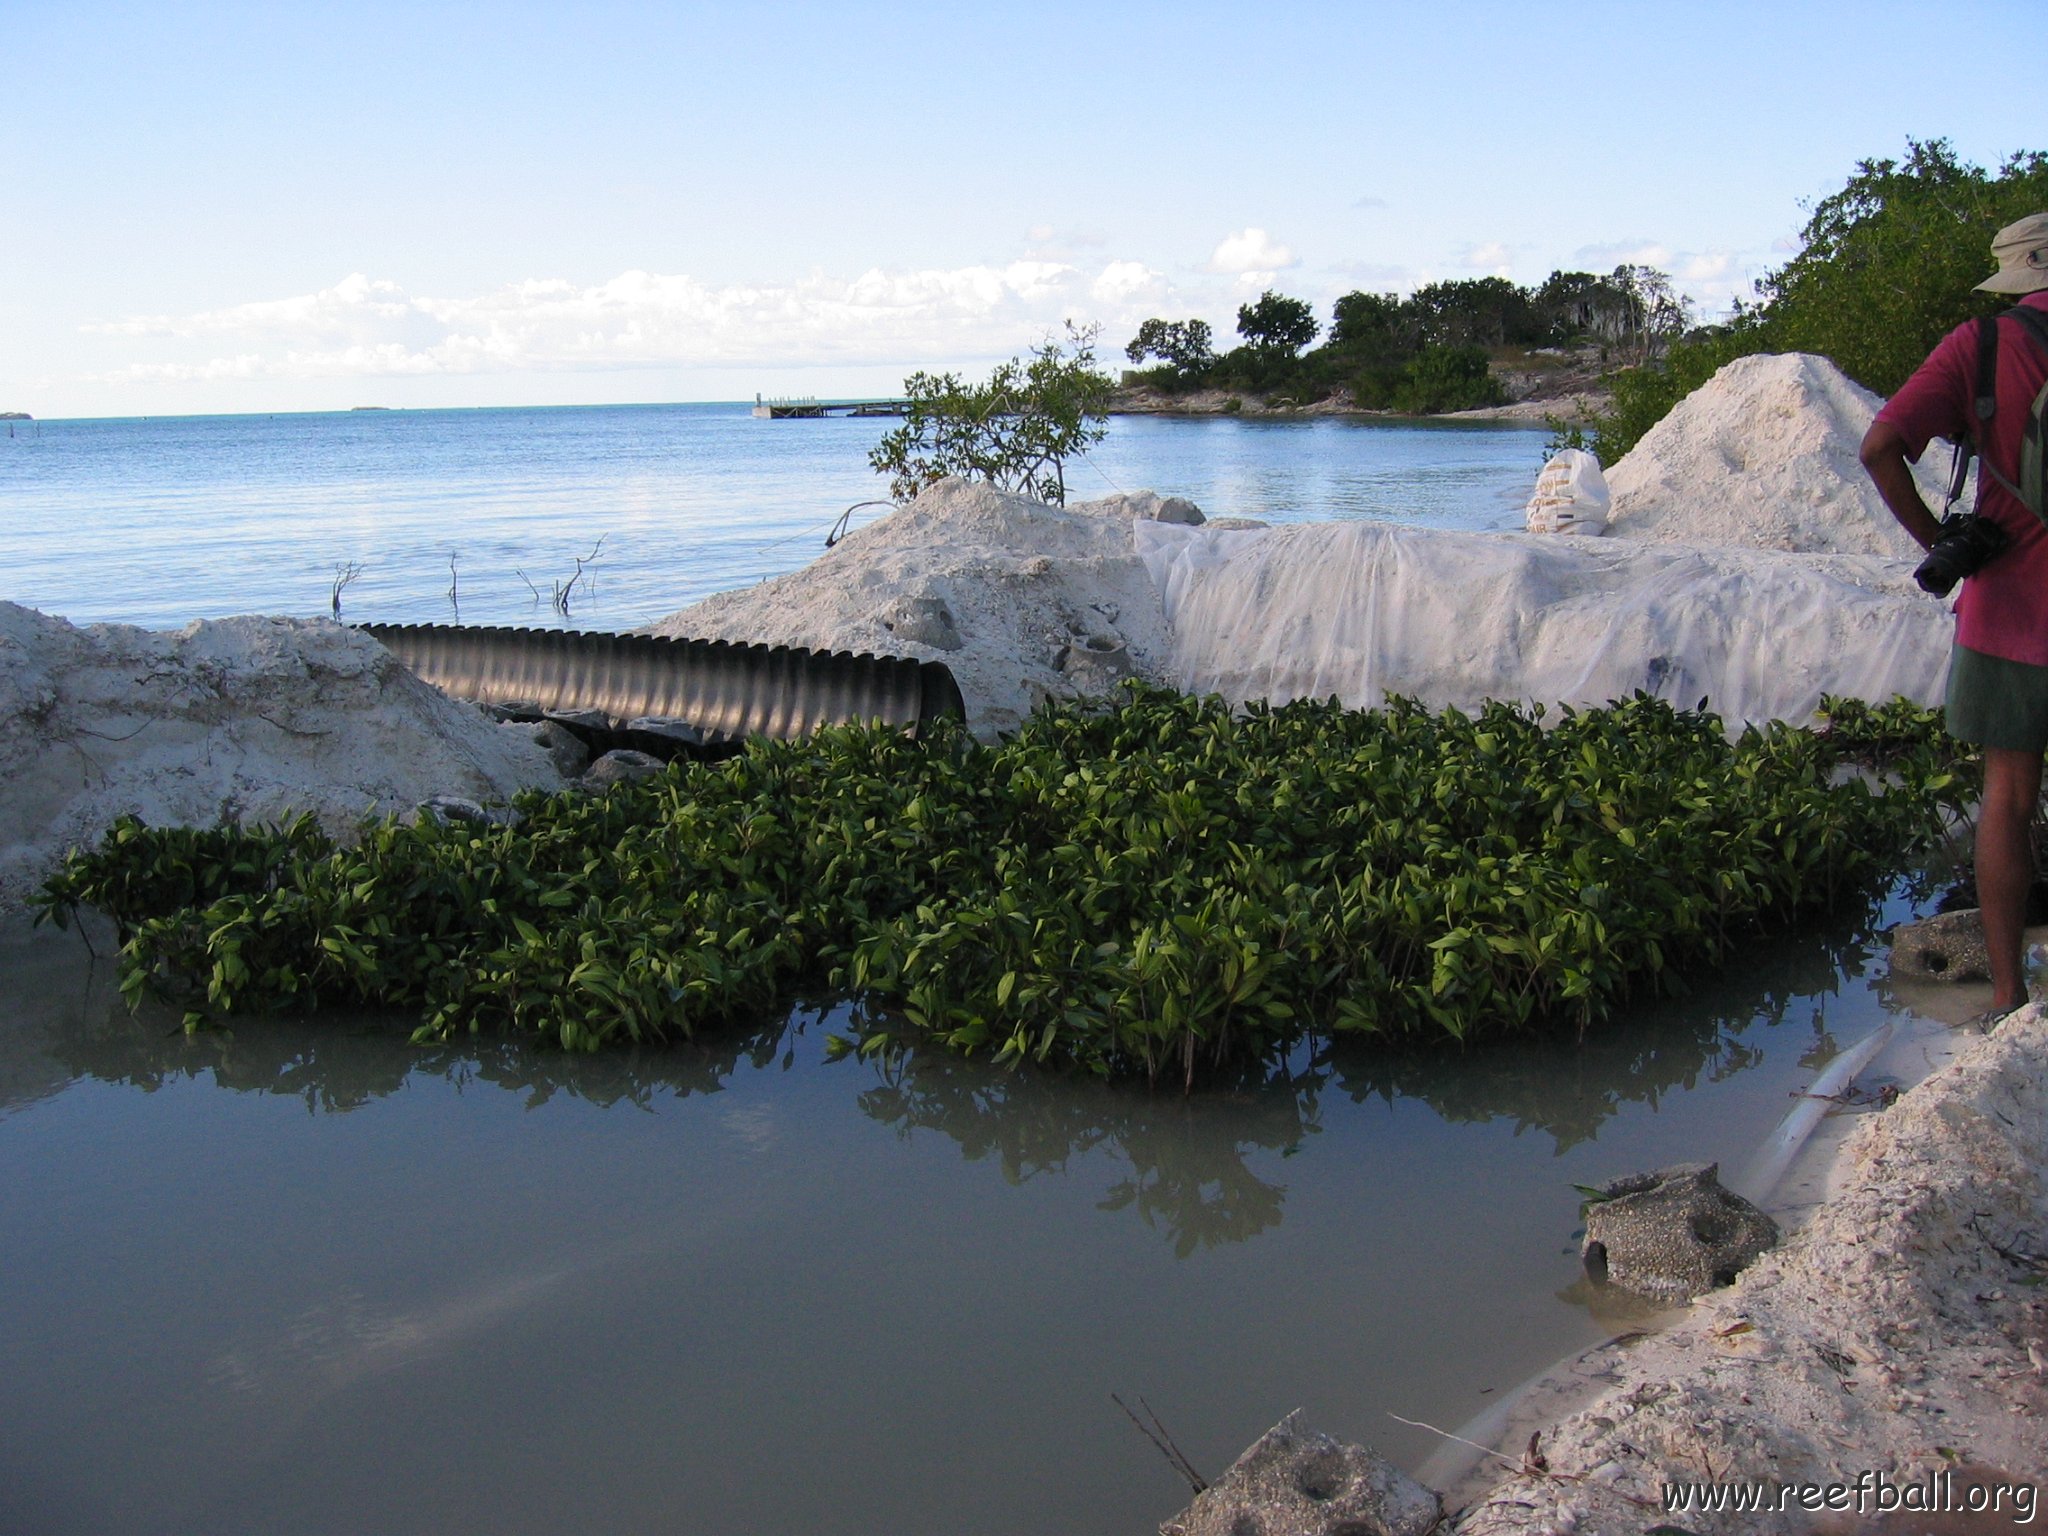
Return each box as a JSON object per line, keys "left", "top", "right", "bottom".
{"left": 1133, "top": 520, "right": 1952, "bottom": 728}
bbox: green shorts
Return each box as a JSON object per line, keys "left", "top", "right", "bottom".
{"left": 1945, "top": 643, "right": 2048, "bottom": 753}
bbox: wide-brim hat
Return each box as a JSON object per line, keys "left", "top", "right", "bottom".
{"left": 1977, "top": 212, "right": 2048, "bottom": 295}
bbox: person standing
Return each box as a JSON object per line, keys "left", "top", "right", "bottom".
{"left": 1861, "top": 212, "right": 2048, "bottom": 1023}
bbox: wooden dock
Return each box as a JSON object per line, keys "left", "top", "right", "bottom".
{"left": 752, "top": 394, "right": 907, "bottom": 419}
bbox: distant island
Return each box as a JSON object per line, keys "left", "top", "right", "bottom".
{"left": 0, "top": 411, "right": 31, "bottom": 420}
{"left": 350, "top": 405, "right": 392, "bottom": 412}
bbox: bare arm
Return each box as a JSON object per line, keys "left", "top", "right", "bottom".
{"left": 1858, "top": 419, "right": 1944, "bottom": 551}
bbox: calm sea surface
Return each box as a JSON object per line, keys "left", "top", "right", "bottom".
{"left": 0, "top": 404, "right": 1545, "bottom": 631}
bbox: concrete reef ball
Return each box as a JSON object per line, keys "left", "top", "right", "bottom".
{"left": 1580, "top": 1161, "right": 1778, "bottom": 1305}
{"left": 1888, "top": 907, "right": 1992, "bottom": 983}
{"left": 880, "top": 595, "right": 965, "bottom": 651}
{"left": 1159, "top": 1410, "right": 1441, "bottom": 1536}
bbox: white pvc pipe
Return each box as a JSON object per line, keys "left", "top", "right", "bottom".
{"left": 1733, "top": 1018, "right": 1894, "bottom": 1206}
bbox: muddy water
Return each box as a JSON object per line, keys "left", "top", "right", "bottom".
{"left": 0, "top": 888, "right": 1935, "bottom": 1536}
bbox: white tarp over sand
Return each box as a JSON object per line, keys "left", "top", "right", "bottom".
{"left": 1133, "top": 519, "right": 1951, "bottom": 728}
{"left": 0, "top": 603, "right": 563, "bottom": 911}
{"left": 651, "top": 476, "right": 1953, "bottom": 737}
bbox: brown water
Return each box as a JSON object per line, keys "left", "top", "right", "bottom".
{"left": 0, "top": 890, "right": 1928, "bottom": 1536}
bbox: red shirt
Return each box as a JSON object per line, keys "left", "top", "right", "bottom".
{"left": 1876, "top": 290, "right": 2048, "bottom": 664}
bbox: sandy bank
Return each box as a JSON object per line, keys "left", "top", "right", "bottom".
{"left": 0, "top": 603, "right": 563, "bottom": 912}
{"left": 1446, "top": 1003, "right": 2048, "bottom": 1533}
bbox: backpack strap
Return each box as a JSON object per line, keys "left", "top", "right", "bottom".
{"left": 1975, "top": 313, "right": 2001, "bottom": 429}
{"left": 1971, "top": 307, "right": 2048, "bottom": 523}
{"left": 2009, "top": 304, "right": 2048, "bottom": 360}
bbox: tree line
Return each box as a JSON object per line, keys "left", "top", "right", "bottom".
{"left": 1565, "top": 139, "right": 2048, "bottom": 462}
{"left": 1124, "top": 266, "right": 1690, "bottom": 415}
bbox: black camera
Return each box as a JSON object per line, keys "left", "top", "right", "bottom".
{"left": 1914, "top": 513, "right": 2008, "bottom": 597}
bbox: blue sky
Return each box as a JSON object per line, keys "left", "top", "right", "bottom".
{"left": 0, "top": 0, "right": 2034, "bottom": 417}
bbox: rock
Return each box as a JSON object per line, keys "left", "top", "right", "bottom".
{"left": 511, "top": 719, "right": 590, "bottom": 778}
{"left": 879, "top": 595, "right": 964, "bottom": 651}
{"left": 1889, "top": 908, "right": 1991, "bottom": 983}
{"left": 542, "top": 706, "right": 615, "bottom": 735}
{"left": 625, "top": 716, "right": 710, "bottom": 751}
{"left": 1581, "top": 1161, "right": 1778, "bottom": 1304}
{"left": 414, "top": 795, "right": 520, "bottom": 829}
{"left": 580, "top": 749, "right": 665, "bottom": 791}
{"left": 1069, "top": 489, "right": 1206, "bottom": 526}
{"left": 483, "top": 700, "right": 546, "bottom": 723}
{"left": 1160, "top": 1411, "right": 1441, "bottom": 1536}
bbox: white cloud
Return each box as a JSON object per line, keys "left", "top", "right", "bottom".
{"left": 1206, "top": 228, "right": 1298, "bottom": 274}
{"left": 1571, "top": 240, "right": 1675, "bottom": 271}
{"left": 1090, "top": 260, "right": 1164, "bottom": 304}
{"left": 1459, "top": 241, "right": 1512, "bottom": 271}
{"left": 1351, "top": 195, "right": 1388, "bottom": 210}
{"left": 86, "top": 261, "right": 1189, "bottom": 386}
{"left": 1677, "top": 251, "right": 1733, "bottom": 284}
{"left": 88, "top": 273, "right": 418, "bottom": 339}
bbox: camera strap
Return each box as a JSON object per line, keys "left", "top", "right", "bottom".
{"left": 1944, "top": 315, "right": 2001, "bottom": 512}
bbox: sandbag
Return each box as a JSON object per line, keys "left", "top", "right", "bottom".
{"left": 1526, "top": 448, "right": 1611, "bottom": 535}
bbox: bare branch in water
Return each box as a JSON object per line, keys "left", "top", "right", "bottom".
{"left": 1111, "top": 1393, "right": 1206, "bottom": 1492}
{"left": 329, "top": 561, "right": 367, "bottom": 617}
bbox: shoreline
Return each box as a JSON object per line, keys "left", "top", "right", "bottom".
{"left": 1106, "top": 382, "right": 1611, "bottom": 428}
{"left": 1437, "top": 979, "right": 2048, "bottom": 1532}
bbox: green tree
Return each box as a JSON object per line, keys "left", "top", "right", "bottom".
{"left": 870, "top": 323, "right": 1113, "bottom": 506}
{"left": 1391, "top": 345, "right": 1507, "bottom": 413}
{"left": 1763, "top": 139, "right": 2048, "bottom": 393}
{"left": 1236, "top": 290, "right": 1320, "bottom": 355}
{"left": 1329, "top": 290, "right": 1408, "bottom": 355}
{"left": 1124, "top": 317, "right": 1216, "bottom": 374}
{"left": 1567, "top": 139, "right": 2048, "bottom": 464}
{"left": 1531, "top": 271, "right": 1607, "bottom": 342}
{"left": 1588, "top": 265, "right": 1692, "bottom": 365}
{"left": 1405, "top": 277, "right": 1541, "bottom": 349}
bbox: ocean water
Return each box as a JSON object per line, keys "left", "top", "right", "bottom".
{"left": 0, "top": 404, "right": 1547, "bottom": 632}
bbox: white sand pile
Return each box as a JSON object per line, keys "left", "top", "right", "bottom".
{"left": 1134, "top": 519, "right": 1949, "bottom": 728}
{"left": 1453, "top": 1007, "right": 2048, "bottom": 1534}
{"left": 647, "top": 479, "right": 1183, "bottom": 736}
{"left": 1605, "top": 352, "right": 1952, "bottom": 558}
{"left": 0, "top": 603, "right": 564, "bottom": 912}
{"left": 653, "top": 464, "right": 1950, "bottom": 739}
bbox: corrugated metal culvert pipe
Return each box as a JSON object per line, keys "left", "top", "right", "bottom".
{"left": 358, "top": 622, "right": 965, "bottom": 760}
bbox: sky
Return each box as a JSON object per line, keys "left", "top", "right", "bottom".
{"left": 0, "top": 0, "right": 2036, "bottom": 419}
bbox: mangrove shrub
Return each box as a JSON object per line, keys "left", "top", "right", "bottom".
{"left": 38, "top": 689, "right": 1968, "bottom": 1084}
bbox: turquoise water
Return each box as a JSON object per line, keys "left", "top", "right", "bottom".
{"left": 0, "top": 404, "right": 1545, "bottom": 631}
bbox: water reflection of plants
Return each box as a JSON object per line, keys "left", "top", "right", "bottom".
{"left": 857, "top": 1044, "right": 1313, "bottom": 1256}
{"left": 19, "top": 882, "right": 1909, "bottom": 1255}
{"left": 1321, "top": 887, "right": 1902, "bottom": 1152}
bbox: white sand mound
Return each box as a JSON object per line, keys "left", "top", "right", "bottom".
{"left": 652, "top": 470, "right": 1949, "bottom": 739}
{"left": 1605, "top": 352, "right": 1951, "bottom": 558}
{"left": 0, "top": 603, "right": 564, "bottom": 912}
{"left": 1134, "top": 519, "right": 1949, "bottom": 728}
{"left": 647, "top": 479, "right": 1178, "bottom": 736}
{"left": 1454, "top": 1007, "right": 2048, "bottom": 1534}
